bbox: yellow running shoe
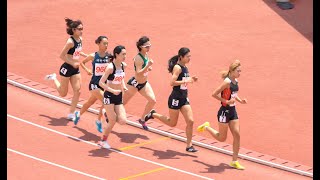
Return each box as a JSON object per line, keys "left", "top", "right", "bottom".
{"left": 229, "top": 161, "right": 245, "bottom": 170}
{"left": 197, "top": 122, "right": 210, "bottom": 132}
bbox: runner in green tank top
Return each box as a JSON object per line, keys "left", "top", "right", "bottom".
{"left": 123, "top": 36, "right": 156, "bottom": 130}
{"left": 134, "top": 52, "right": 149, "bottom": 71}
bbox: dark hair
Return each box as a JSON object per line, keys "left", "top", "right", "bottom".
{"left": 94, "top": 36, "right": 111, "bottom": 61}
{"left": 168, "top": 47, "right": 190, "bottom": 73}
{"left": 65, "top": 17, "right": 83, "bottom": 35}
{"left": 136, "top": 36, "right": 150, "bottom": 51}
{"left": 109, "top": 45, "right": 126, "bottom": 60}
{"left": 95, "top": 36, "right": 108, "bottom": 44}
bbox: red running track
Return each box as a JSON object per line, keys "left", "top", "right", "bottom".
{"left": 7, "top": 84, "right": 310, "bottom": 179}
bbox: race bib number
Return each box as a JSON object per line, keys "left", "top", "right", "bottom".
{"left": 130, "top": 78, "right": 139, "bottom": 87}
{"left": 60, "top": 67, "right": 67, "bottom": 75}
{"left": 95, "top": 63, "right": 108, "bottom": 76}
{"left": 180, "top": 77, "right": 188, "bottom": 90}
{"left": 172, "top": 99, "right": 179, "bottom": 107}
{"left": 73, "top": 46, "right": 82, "bottom": 60}
{"left": 103, "top": 97, "right": 110, "bottom": 105}
{"left": 219, "top": 111, "right": 227, "bottom": 123}
{"left": 230, "top": 92, "right": 237, "bottom": 106}
{"left": 112, "top": 71, "right": 125, "bottom": 84}
{"left": 90, "top": 84, "right": 98, "bottom": 90}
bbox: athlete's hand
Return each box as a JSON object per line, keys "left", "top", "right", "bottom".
{"left": 123, "top": 86, "right": 128, "bottom": 92}
{"left": 241, "top": 98, "right": 247, "bottom": 104}
{"left": 87, "top": 70, "right": 93, "bottom": 75}
{"left": 148, "top": 66, "right": 152, "bottom": 71}
{"left": 113, "top": 89, "right": 122, "bottom": 95}
{"left": 227, "top": 98, "right": 236, "bottom": 105}
{"left": 185, "top": 77, "right": 195, "bottom": 84}
{"left": 192, "top": 76, "right": 198, "bottom": 82}
{"left": 147, "top": 59, "right": 154, "bottom": 67}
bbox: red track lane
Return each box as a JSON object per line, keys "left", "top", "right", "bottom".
{"left": 7, "top": 85, "right": 310, "bottom": 180}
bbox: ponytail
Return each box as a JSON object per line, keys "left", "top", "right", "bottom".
{"left": 220, "top": 70, "right": 229, "bottom": 79}
{"left": 168, "top": 55, "right": 179, "bottom": 73}
{"left": 168, "top": 47, "right": 190, "bottom": 73}
{"left": 220, "top": 59, "right": 241, "bottom": 79}
{"left": 65, "top": 17, "right": 83, "bottom": 35}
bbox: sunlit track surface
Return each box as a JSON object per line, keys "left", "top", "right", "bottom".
{"left": 7, "top": 81, "right": 311, "bottom": 179}
{"left": 7, "top": 75, "right": 313, "bottom": 178}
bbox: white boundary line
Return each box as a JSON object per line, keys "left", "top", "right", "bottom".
{"left": 7, "top": 114, "right": 214, "bottom": 180}
{"left": 7, "top": 79, "right": 313, "bottom": 178}
{"left": 7, "top": 148, "right": 106, "bottom": 180}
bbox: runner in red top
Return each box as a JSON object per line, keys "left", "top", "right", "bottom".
{"left": 197, "top": 59, "right": 248, "bottom": 170}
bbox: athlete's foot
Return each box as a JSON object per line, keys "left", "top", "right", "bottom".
{"left": 144, "top": 109, "right": 156, "bottom": 122}
{"left": 229, "top": 161, "right": 245, "bottom": 170}
{"left": 197, "top": 122, "right": 210, "bottom": 132}
{"left": 73, "top": 111, "right": 80, "bottom": 125}
{"left": 67, "top": 113, "right": 75, "bottom": 121}
{"left": 98, "top": 140, "right": 111, "bottom": 149}
{"left": 139, "top": 119, "right": 149, "bottom": 130}
{"left": 95, "top": 120, "right": 103, "bottom": 133}
{"left": 44, "top": 73, "right": 57, "bottom": 80}
{"left": 186, "top": 146, "right": 198, "bottom": 153}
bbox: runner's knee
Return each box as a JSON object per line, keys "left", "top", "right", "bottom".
{"left": 186, "top": 119, "right": 194, "bottom": 127}
{"left": 218, "top": 135, "right": 227, "bottom": 142}
{"left": 148, "top": 98, "right": 156, "bottom": 105}
{"left": 168, "top": 120, "right": 178, "bottom": 127}
{"left": 117, "top": 116, "right": 127, "bottom": 125}
{"left": 59, "top": 91, "right": 68, "bottom": 97}
{"left": 73, "top": 88, "right": 81, "bottom": 95}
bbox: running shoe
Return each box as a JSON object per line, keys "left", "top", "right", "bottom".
{"left": 197, "top": 122, "right": 210, "bottom": 132}
{"left": 139, "top": 119, "right": 149, "bottom": 130}
{"left": 44, "top": 73, "right": 57, "bottom": 80}
{"left": 95, "top": 120, "right": 103, "bottom": 133}
{"left": 229, "top": 161, "right": 245, "bottom": 170}
{"left": 144, "top": 109, "right": 156, "bottom": 122}
{"left": 99, "top": 140, "right": 111, "bottom": 149}
{"left": 67, "top": 113, "right": 75, "bottom": 121}
{"left": 73, "top": 111, "right": 80, "bottom": 125}
{"left": 186, "top": 146, "right": 198, "bottom": 152}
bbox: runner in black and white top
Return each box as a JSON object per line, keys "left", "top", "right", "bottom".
{"left": 98, "top": 45, "right": 128, "bottom": 149}
{"left": 197, "top": 59, "right": 248, "bottom": 170}
{"left": 45, "top": 18, "right": 87, "bottom": 121}
{"left": 141, "top": 47, "right": 199, "bottom": 153}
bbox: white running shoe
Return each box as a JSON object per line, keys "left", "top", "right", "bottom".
{"left": 99, "top": 140, "right": 111, "bottom": 149}
{"left": 67, "top": 113, "right": 75, "bottom": 121}
{"left": 45, "top": 73, "right": 57, "bottom": 80}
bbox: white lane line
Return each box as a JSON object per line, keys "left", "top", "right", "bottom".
{"left": 7, "top": 148, "right": 106, "bottom": 180}
{"left": 7, "top": 114, "right": 214, "bottom": 180}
